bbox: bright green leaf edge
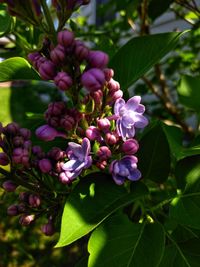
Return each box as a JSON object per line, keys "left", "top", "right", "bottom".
{"left": 0, "top": 57, "right": 40, "bottom": 82}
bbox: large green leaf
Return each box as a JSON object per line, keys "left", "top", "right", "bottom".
{"left": 170, "top": 157, "right": 200, "bottom": 229}
{"left": 177, "top": 75, "right": 200, "bottom": 112}
{"left": 88, "top": 214, "right": 165, "bottom": 267}
{"left": 55, "top": 173, "right": 148, "bottom": 247}
{"left": 159, "top": 238, "right": 200, "bottom": 267}
{"left": 109, "top": 31, "right": 187, "bottom": 90}
{"left": 0, "top": 57, "right": 40, "bottom": 81}
{"left": 0, "top": 5, "right": 13, "bottom": 37}
{"left": 137, "top": 122, "right": 171, "bottom": 183}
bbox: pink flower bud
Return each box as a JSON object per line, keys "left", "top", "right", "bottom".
{"left": 81, "top": 68, "right": 106, "bottom": 92}
{"left": 97, "top": 118, "right": 110, "bottom": 132}
{"left": 39, "top": 61, "right": 57, "bottom": 80}
{"left": 103, "top": 68, "right": 114, "bottom": 82}
{"left": 28, "top": 52, "right": 41, "bottom": 68}
{"left": 96, "top": 160, "right": 107, "bottom": 170}
{"left": 2, "top": 180, "right": 17, "bottom": 192}
{"left": 19, "top": 192, "right": 29, "bottom": 202}
{"left": 59, "top": 171, "right": 71, "bottom": 184}
{"left": 57, "top": 30, "right": 74, "bottom": 47}
{"left": 23, "top": 140, "right": 32, "bottom": 149}
{"left": 50, "top": 44, "right": 66, "bottom": 64}
{"left": 7, "top": 204, "right": 19, "bottom": 216}
{"left": 74, "top": 40, "right": 89, "bottom": 61}
{"left": 19, "top": 214, "right": 35, "bottom": 226}
{"left": 97, "top": 146, "right": 112, "bottom": 160}
{"left": 122, "top": 139, "right": 139, "bottom": 155}
{"left": 18, "top": 203, "right": 26, "bottom": 213}
{"left": 29, "top": 194, "right": 41, "bottom": 207}
{"left": 48, "top": 147, "right": 64, "bottom": 161}
{"left": 19, "top": 128, "right": 31, "bottom": 140}
{"left": 39, "top": 158, "right": 52, "bottom": 173}
{"left": 0, "top": 152, "right": 9, "bottom": 165}
{"left": 47, "top": 102, "right": 65, "bottom": 116}
{"left": 87, "top": 51, "right": 109, "bottom": 69}
{"left": 54, "top": 71, "right": 73, "bottom": 91}
{"left": 13, "top": 136, "right": 24, "bottom": 147}
{"left": 4, "top": 122, "right": 19, "bottom": 136}
{"left": 107, "top": 89, "right": 123, "bottom": 105}
{"left": 90, "top": 90, "right": 103, "bottom": 106}
{"left": 12, "top": 148, "right": 29, "bottom": 165}
{"left": 86, "top": 126, "right": 102, "bottom": 141}
{"left": 36, "top": 125, "right": 65, "bottom": 141}
{"left": 41, "top": 220, "right": 55, "bottom": 236}
{"left": 105, "top": 132, "right": 118, "bottom": 145}
{"left": 107, "top": 78, "right": 120, "bottom": 91}
{"left": 60, "top": 115, "right": 75, "bottom": 131}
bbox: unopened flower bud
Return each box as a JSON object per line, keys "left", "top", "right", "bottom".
{"left": 7, "top": 204, "right": 19, "bottom": 216}
{"left": 2, "top": 180, "right": 18, "bottom": 192}
{"left": 75, "top": 40, "right": 89, "bottom": 61}
{"left": 86, "top": 126, "right": 102, "bottom": 141}
{"left": 19, "top": 192, "right": 29, "bottom": 202}
{"left": 3, "top": 122, "right": 19, "bottom": 136}
{"left": 19, "top": 214, "right": 35, "bottom": 226}
{"left": 0, "top": 152, "right": 9, "bottom": 165}
{"left": 41, "top": 220, "right": 55, "bottom": 236}
{"left": 39, "top": 158, "right": 52, "bottom": 173}
{"left": 96, "top": 160, "right": 107, "bottom": 170}
{"left": 19, "top": 128, "right": 31, "bottom": 140}
{"left": 57, "top": 30, "right": 74, "bottom": 47}
{"left": 107, "top": 78, "right": 120, "bottom": 91}
{"left": 13, "top": 136, "right": 24, "bottom": 147}
{"left": 122, "top": 139, "right": 139, "bottom": 155}
{"left": 60, "top": 115, "right": 75, "bottom": 131}
{"left": 54, "top": 71, "right": 73, "bottom": 91}
{"left": 97, "top": 146, "right": 112, "bottom": 160}
{"left": 50, "top": 44, "right": 66, "bottom": 65}
{"left": 105, "top": 132, "right": 118, "bottom": 145}
{"left": 36, "top": 125, "right": 65, "bottom": 141}
{"left": 23, "top": 140, "right": 32, "bottom": 149}
{"left": 97, "top": 118, "right": 110, "bottom": 132}
{"left": 29, "top": 194, "right": 41, "bottom": 207}
{"left": 103, "top": 68, "right": 114, "bottom": 82}
{"left": 108, "top": 89, "right": 123, "bottom": 105}
{"left": 59, "top": 172, "right": 71, "bottom": 184}
{"left": 46, "top": 102, "right": 65, "bottom": 116}
{"left": 48, "top": 147, "right": 64, "bottom": 161}
{"left": 88, "top": 51, "right": 109, "bottom": 69}
{"left": 39, "top": 61, "right": 56, "bottom": 80}
{"left": 12, "top": 148, "right": 29, "bottom": 165}
{"left": 18, "top": 203, "right": 26, "bottom": 213}
{"left": 81, "top": 68, "right": 106, "bottom": 92}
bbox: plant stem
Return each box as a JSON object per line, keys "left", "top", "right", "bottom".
{"left": 40, "top": 0, "right": 57, "bottom": 43}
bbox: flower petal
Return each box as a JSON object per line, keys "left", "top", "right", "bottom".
{"left": 128, "top": 169, "right": 141, "bottom": 181}
{"left": 81, "top": 138, "right": 91, "bottom": 157}
{"left": 126, "top": 96, "right": 141, "bottom": 111}
{"left": 134, "top": 114, "right": 148, "bottom": 128}
{"left": 114, "top": 98, "right": 125, "bottom": 115}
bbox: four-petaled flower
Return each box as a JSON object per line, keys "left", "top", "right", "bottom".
{"left": 109, "top": 156, "right": 141, "bottom": 185}
{"left": 114, "top": 96, "right": 148, "bottom": 140}
{"left": 62, "top": 138, "right": 92, "bottom": 181}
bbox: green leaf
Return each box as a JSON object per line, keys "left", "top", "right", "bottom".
{"left": 88, "top": 214, "right": 165, "bottom": 267}
{"left": 138, "top": 122, "right": 171, "bottom": 183}
{"left": 162, "top": 124, "right": 200, "bottom": 160}
{"left": 175, "top": 155, "right": 200, "bottom": 190}
{"left": 178, "top": 75, "right": 200, "bottom": 112}
{"left": 0, "top": 5, "right": 13, "bottom": 37}
{"left": 109, "top": 31, "right": 187, "bottom": 90}
{"left": 55, "top": 173, "right": 148, "bottom": 247}
{"left": 159, "top": 238, "right": 200, "bottom": 267}
{"left": 170, "top": 157, "right": 200, "bottom": 229}
{"left": 0, "top": 57, "right": 40, "bottom": 82}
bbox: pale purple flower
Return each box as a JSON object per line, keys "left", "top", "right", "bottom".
{"left": 61, "top": 138, "right": 92, "bottom": 181}
{"left": 114, "top": 96, "right": 148, "bottom": 140}
{"left": 109, "top": 155, "right": 141, "bottom": 185}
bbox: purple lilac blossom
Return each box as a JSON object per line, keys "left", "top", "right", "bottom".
{"left": 114, "top": 96, "right": 148, "bottom": 140}
{"left": 61, "top": 138, "right": 92, "bottom": 181}
{"left": 109, "top": 155, "right": 141, "bottom": 185}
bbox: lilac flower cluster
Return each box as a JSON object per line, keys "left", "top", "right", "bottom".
{"left": 0, "top": 1, "right": 148, "bottom": 235}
